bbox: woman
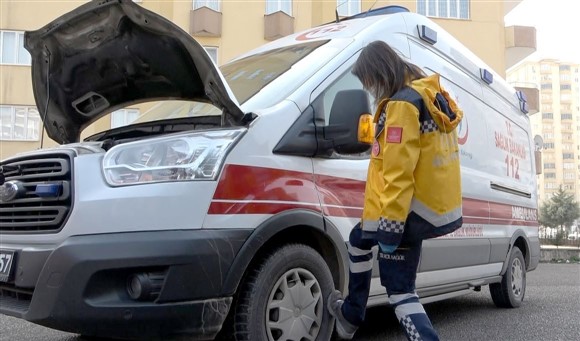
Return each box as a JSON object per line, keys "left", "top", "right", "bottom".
{"left": 327, "top": 40, "right": 464, "bottom": 341}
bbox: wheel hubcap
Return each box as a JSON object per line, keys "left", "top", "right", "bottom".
{"left": 511, "top": 257, "right": 524, "bottom": 298}
{"left": 266, "top": 268, "right": 323, "bottom": 341}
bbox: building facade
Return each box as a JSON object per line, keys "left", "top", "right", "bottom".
{"left": 507, "top": 60, "right": 580, "bottom": 203}
{"left": 1, "top": 0, "right": 534, "bottom": 159}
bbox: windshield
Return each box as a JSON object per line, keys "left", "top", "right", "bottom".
{"left": 220, "top": 40, "right": 329, "bottom": 104}
{"left": 131, "top": 100, "right": 220, "bottom": 124}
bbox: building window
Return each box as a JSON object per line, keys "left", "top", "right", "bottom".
{"left": 543, "top": 133, "right": 554, "bottom": 140}
{"left": 562, "top": 124, "right": 572, "bottom": 130}
{"left": 561, "top": 113, "right": 573, "bottom": 120}
{"left": 543, "top": 142, "right": 555, "bottom": 149}
{"left": 563, "top": 144, "right": 574, "bottom": 151}
{"left": 560, "top": 84, "right": 571, "bottom": 91}
{"left": 0, "top": 106, "right": 40, "bottom": 141}
{"left": 544, "top": 163, "right": 556, "bottom": 169}
{"left": 0, "top": 30, "right": 31, "bottom": 65}
{"left": 111, "top": 109, "right": 140, "bottom": 129}
{"left": 417, "top": 0, "right": 469, "bottom": 19}
{"left": 541, "top": 93, "right": 552, "bottom": 101}
{"left": 559, "top": 65, "right": 571, "bottom": 71}
{"left": 562, "top": 153, "right": 574, "bottom": 160}
{"left": 542, "top": 112, "right": 553, "bottom": 119}
{"left": 563, "top": 163, "right": 575, "bottom": 170}
{"left": 545, "top": 182, "right": 558, "bottom": 189}
{"left": 337, "top": 0, "right": 360, "bottom": 16}
{"left": 266, "top": 0, "right": 292, "bottom": 15}
{"left": 542, "top": 104, "right": 552, "bottom": 112}
{"left": 540, "top": 83, "right": 552, "bottom": 90}
{"left": 561, "top": 74, "right": 571, "bottom": 81}
{"left": 544, "top": 173, "right": 556, "bottom": 179}
{"left": 564, "top": 184, "right": 575, "bottom": 190}
{"left": 204, "top": 46, "right": 218, "bottom": 64}
{"left": 193, "top": 0, "right": 220, "bottom": 11}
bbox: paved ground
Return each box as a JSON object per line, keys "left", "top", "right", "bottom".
{"left": 354, "top": 263, "right": 580, "bottom": 341}
{"left": 1, "top": 263, "right": 578, "bottom": 341}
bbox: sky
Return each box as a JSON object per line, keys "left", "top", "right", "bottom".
{"left": 505, "top": 0, "right": 580, "bottom": 63}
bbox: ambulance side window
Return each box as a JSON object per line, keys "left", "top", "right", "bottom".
{"left": 314, "top": 67, "right": 376, "bottom": 126}
{"left": 311, "top": 66, "right": 375, "bottom": 158}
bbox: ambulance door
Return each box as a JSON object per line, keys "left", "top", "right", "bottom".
{"left": 310, "top": 50, "right": 371, "bottom": 243}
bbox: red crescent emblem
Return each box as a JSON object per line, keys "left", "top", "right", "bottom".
{"left": 372, "top": 141, "right": 380, "bottom": 157}
{"left": 458, "top": 119, "right": 469, "bottom": 145}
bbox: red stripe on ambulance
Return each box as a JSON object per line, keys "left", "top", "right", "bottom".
{"left": 210, "top": 164, "right": 538, "bottom": 227}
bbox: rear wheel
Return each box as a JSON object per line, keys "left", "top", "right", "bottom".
{"left": 490, "top": 246, "right": 526, "bottom": 308}
{"left": 233, "top": 244, "right": 335, "bottom": 341}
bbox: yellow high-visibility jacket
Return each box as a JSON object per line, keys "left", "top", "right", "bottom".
{"left": 361, "top": 74, "right": 463, "bottom": 246}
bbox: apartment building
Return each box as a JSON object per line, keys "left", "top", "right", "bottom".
{"left": 507, "top": 60, "right": 580, "bottom": 202}
{"left": 0, "top": 0, "right": 535, "bottom": 159}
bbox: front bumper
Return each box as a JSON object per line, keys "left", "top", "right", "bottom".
{"left": 0, "top": 229, "right": 251, "bottom": 340}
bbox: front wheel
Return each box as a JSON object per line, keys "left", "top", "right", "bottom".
{"left": 490, "top": 246, "right": 526, "bottom": 308}
{"left": 233, "top": 244, "right": 335, "bottom": 341}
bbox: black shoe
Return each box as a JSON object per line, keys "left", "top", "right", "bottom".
{"left": 327, "top": 290, "right": 358, "bottom": 340}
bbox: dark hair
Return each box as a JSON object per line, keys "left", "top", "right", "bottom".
{"left": 352, "top": 41, "right": 426, "bottom": 102}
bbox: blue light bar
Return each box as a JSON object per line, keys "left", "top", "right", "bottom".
{"left": 417, "top": 25, "right": 437, "bottom": 45}
{"left": 480, "top": 68, "right": 493, "bottom": 84}
{"left": 520, "top": 101, "right": 529, "bottom": 114}
{"left": 516, "top": 90, "right": 529, "bottom": 114}
{"left": 35, "top": 183, "right": 62, "bottom": 197}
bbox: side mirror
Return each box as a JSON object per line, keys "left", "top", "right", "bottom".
{"left": 322, "top": 89, "right": 372, "bottom": 155}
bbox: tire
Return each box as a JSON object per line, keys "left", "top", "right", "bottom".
{"left": 233, "top": 244, "right": 335, "bottom": 341}
{"left": 490, "top": 246, "right": 526, "bottom": 308}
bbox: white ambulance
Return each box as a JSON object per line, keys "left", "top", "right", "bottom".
{"left": 0, "top": 1, "right": 540, "bottom": 340}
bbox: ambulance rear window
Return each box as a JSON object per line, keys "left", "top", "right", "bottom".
{"left": 220, "top": 40, "right": 329, "bottom": 104}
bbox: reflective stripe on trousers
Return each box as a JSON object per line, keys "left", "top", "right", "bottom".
{"left": 341, "top": 224, "right": 440, "bottom": 341}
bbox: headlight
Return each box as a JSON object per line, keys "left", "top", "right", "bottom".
{"left": 103, "top": 129, "right": 245, "bottom": 186}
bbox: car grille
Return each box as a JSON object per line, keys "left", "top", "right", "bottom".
{"left": 0, "top": 153, "right": 73, "bottom": 233}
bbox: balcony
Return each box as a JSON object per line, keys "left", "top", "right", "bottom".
{"left": 505, "top": 26, "right": 536, "bottom": 69}
{"left": 264, "top": 11, "right": 294, "bottom": 41}
{"left": 190, "top": 6, "right": 222, "bottom": 37}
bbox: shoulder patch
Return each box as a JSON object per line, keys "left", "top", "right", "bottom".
{"left": 386, "top": 127, "right": 403, "bottom": 144}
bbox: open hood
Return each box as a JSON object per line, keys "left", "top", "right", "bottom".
{"left": 25, "top": 0, "right": 245, "bottom": 144}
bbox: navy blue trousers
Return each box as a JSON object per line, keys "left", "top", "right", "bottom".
{"left": 341, "top": 215, "right": 453, "bottom": 341}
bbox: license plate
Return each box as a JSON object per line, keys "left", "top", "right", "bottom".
{"left": 0, "top": 250, "right": 15, "bottom": 282}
